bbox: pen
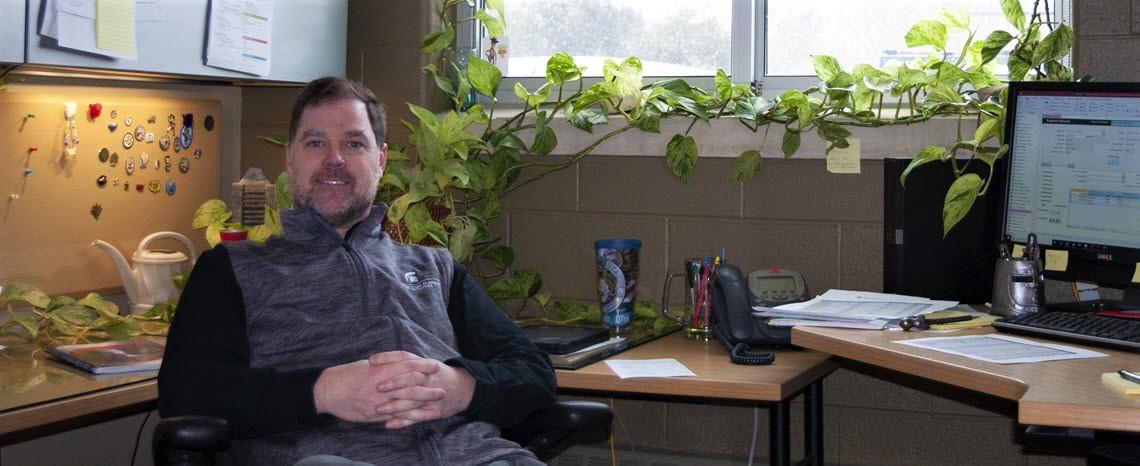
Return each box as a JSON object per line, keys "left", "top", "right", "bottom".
{"left": 1119, "top": 369, "right": 1140, "bottom": 385}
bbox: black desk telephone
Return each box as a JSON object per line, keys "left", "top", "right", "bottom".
{"left": 712, "top": 263, "right": 807, "bottom": 365}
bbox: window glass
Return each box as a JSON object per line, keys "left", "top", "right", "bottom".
{"left": 764, "top": 0, "right": 1040, "bottom": 76}
{"left": 500, "top": 0, "right": 733, "bottom": 77}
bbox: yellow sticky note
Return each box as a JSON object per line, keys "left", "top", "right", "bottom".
{"left": 1012, "top": 244, "right": 1025, "bottom": 258}
{"left": 96, "top": 0, "right": 137, "bottom": 54}
{"left": 1132, "top": 263, "right": 1140, "bottom": 283}
{"left": 1045, "top": 249, "right": 1069, "bottom": 272}
{"left": 826, "top": 138, "right": 861, "bottom": 174}
{"left": 1102, "top": 372, "right": 1140, "bottom": 395}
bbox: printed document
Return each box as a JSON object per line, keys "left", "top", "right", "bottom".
{"left": 893, "top": 334, "right": 1107, "bottom": 364}
{"left": 605, "top": 359, "right": 696, "bottom": 379}
{"left": 206, "top": 0, "right": 275, "bottom": 76}
{"left": 753, "top": 289, "right": 957, "bottom": 326}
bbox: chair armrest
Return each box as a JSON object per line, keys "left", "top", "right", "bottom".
{"left": 501, "top": 401, "right": 613, "bottom": 454}
{"left": 153, "top": 415, "right": 231, "bottom": 466}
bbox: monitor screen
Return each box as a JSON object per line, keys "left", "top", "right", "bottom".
{"left": 1001, "top": 81, "right": 1140, "bottom": 298}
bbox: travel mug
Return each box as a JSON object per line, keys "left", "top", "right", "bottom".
{"left": 595, "top": 238, "right": 641, "bottom": 336}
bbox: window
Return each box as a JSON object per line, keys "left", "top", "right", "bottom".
{"left": 469, "top": 0, "right": 1069, "bottom": 99}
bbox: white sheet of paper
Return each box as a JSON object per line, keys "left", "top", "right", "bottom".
{"left": 205, "top": 0, "right": 275, "bottom": 76}
{"left": 893, "top": 334, "right": 1107, "bottom": 364}
{"left": 604, "top": 358, "right": 696, "bottom": 379}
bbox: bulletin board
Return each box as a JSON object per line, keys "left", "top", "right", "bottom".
{"left": 0, "top": 91, "right": 220, "bottom": 296}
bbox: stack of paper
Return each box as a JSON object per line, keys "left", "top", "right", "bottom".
{"left": 753, "top": 289, "right": 958, "bottom": 330}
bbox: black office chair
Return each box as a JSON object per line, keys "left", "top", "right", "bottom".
{"left": 153, "top": 400, "right": 613, "bottom": 465}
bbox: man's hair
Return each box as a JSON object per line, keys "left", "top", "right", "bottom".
{"left": 288, "top": 76, "right": 387, "bottom": 145}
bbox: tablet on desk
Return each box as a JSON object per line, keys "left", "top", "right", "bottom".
{"left": 523, "top": 324, "right": 611, "bottom": 355}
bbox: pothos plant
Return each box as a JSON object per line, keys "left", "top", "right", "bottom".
{"left": 192, "top": 171, "right": 292, "bottom": 247}
{"left": 374, "top": 0, "right": 1072, "bottom": 321}
{"left": 0, "top": 282, "right": 171, "bottom": 345}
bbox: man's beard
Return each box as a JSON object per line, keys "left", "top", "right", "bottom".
{"left": 292, "top": 167, "right": 380, "bottom": 229}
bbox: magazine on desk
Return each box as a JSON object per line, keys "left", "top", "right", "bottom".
{"left": 46, "top": 339, "right": 164, "bottom": 374}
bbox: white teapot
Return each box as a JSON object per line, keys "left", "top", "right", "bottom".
{"left": 93, "top": 232, "right": 196, "bottom": 315}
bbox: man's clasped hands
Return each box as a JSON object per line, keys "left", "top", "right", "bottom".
{"left": 313, "top": 351, "right": 476, "bottom": 429}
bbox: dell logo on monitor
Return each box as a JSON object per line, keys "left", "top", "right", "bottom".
{"left": 1097, "top": 253, "right": 1114, "bottom": 261}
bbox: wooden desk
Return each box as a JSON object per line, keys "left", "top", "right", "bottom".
{"left": 0, "top": 342, "right": 157, "bottom": 441}
{"left": 557, "top": 332, "right": 838, "bottom": 466}
{"left": 792, "top": 326, "right": 1140, "bottom": 433}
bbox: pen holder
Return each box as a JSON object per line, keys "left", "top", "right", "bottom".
{"left": 992, "top": 257, "right": 1044, "bottom": 318}
{"left": 661, "top": 257, "right": 714, "bottom": 340}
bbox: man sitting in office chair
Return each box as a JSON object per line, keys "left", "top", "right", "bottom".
{"left": 157, "top": 76, "right": 557, "bottom": 465}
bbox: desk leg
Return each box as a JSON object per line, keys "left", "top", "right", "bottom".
{"left": 769, "top": 400, "right": 790, "bottom": 466}
{"left": 804, "top": 380, "right": 823, "bottom": 466}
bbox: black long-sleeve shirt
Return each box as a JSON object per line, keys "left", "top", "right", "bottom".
{"left": 158, "top": 246, "right": 557, "bottom": 439}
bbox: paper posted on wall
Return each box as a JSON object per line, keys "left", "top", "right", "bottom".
{"left": 205, "top": 0, "right": 275, "bottom": 76}
{"left": 40, "top": 0, "right": 139, "bottom": 61}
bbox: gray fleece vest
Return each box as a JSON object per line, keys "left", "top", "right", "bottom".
{"left": 222, "top": 206, "right": 535, "bottom": 465}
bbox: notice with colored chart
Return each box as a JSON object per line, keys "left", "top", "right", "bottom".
{"left": 206, "top": 0, "right": 275, "bottom": 76}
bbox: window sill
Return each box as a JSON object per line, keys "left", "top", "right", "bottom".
{"left": 491, "top": 109, "right": 963, "bottom": 160}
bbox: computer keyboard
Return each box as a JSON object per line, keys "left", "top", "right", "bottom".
{"left": 992, "top": 311, "right": 1140, "bottom": 353}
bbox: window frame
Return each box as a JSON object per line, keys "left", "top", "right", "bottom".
{"left": 462, "top": 0, "right": 1070, "bottom": 102}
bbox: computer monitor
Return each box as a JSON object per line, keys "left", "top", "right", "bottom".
{"left": 1001, "top": 81, "right": 1140, "bottom": 311}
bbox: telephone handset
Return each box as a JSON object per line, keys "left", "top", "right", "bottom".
{"left": 712, "top": 263, "right": 806, "bottom": 364}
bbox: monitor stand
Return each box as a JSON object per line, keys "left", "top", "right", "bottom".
{"left": 1047, "top": 285, "right": 1140, "bottom": 313}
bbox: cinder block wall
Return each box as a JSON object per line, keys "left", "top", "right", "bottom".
{"left": 229, "top": 1, "right": 1138, "bottom": 465}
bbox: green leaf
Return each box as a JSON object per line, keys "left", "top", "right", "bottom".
{"left": 730, "top": 149, "right": 763, "bottom": 183}
{"left": 447, "top": 218, "right": 477, "bottom": 263}
{"left": 50, "top": 318, "right": 79, "bottom": 336}
{"left": 665, "top": 134, "right": 698, "bottom": 183}
{"left": 513, "top": 82, "right": 551, "bottom": 108}
{"left": 980, "top": 30, "right": 1015, "bottom": 65}
{"left": 467, "top": 52, "right": 502, "bottom": 98}
{"left": 974, "top": 117, "right": 1000, "bottom": 146}
{"left": 79, "top": 293, "right": 120, "bottom": 319}
{"left": 404, "top": 203, "right": 444, "bottom": 244}
{"left": 530, "top": 126, "right": 557, "bottom": 155}
{"left": 568, "top": 109, "right": 608, "bottom": 133}
{"left": 939, "top": 8, "right": 971, "bottom": 31}
{"left": 1008, "top": 52, "right": 1031, "bottom": 81}
{"left": 256, "top": 134, "right": 289, "bottom": 147}
{"left": 905, "top": 20, "right": 948, "bottom": 51}
{"left": 534, "top": 291, "right": 552, "bottom": 307}
{"left": 471, "top": 192, "right": 501, "bottom": 222}
{"left": 546, "top": 52, "right": 583, "bottom": 84}
{"left": 1000, "top": 0, "right": 1026, "bottom": 31}
{"left": 1032, "top": 24, "right": 1074, "bottom": 68}
{"left": 9, "top": 310, "right": 38, "bottom": 339}
{"left": 781, "top": 129, "right": 801, "bottom": 158}
{"left": 474, "top": 10, "right": 504, "bottom": 38}
{"left": 482, "top": 246, "right": 515, "bottom": 270}
{"left": 777, "top": 90, "right": 812, "bottom": 126}
{"left": 48, "top": 304, "right": 95, "bottom": 325}
{"left": 420, "top": 26, "right": 455, "bottom": 53}
{"left": 247, "top": 224, "right": 273, "bottom": 243}
{"left": 943, "top": 174, "right": 983, "bottom": 237}
{"left": 811, "top": 55, "right": 842, "bottom": 83}
{"left": 901, "top": 146, "right": 947, "bottom": 188}
{"left": 205, "top": 223, "right": 224, "bottom": 248}
{"left": 0, "top": 282, "right": 51, "bottom": 308}
{"left": 192, "top": 199, "right": 231, "bottom": 229}
{"left": 487, "top": 269, "right": 543, "bottom": 300}
{"left": 714, "top": 69, "right": 733, "bottom": 100}
{"left": 46, "top": 295, "right": 78, "bottom": 311}
{"left": 275, "top": 172, "right": 293, "bottom": 210}
{"left": 635, "top": 113, "right": 660, "bottom": 133}
{"left": 97, "top": 317, "right": 144, "bottom": 339}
